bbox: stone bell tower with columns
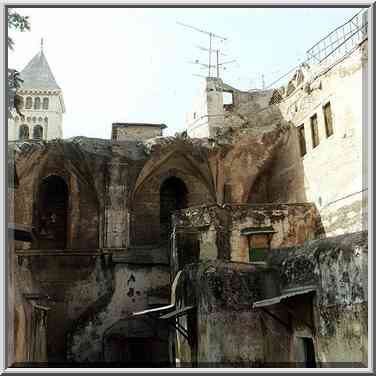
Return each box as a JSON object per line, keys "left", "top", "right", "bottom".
{"left": 8, "top": 39, "right": 65, "bottom": 141}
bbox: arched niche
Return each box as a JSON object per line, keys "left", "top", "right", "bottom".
{"left": 34, "top": 174, "right": 69, "bottom": 249}
{"left": 160, "top": 176, "right": 188, "bottom": 241}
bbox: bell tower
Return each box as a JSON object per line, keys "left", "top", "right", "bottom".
{"left": 8, "top": 39, "right": 65, "bottom": 141}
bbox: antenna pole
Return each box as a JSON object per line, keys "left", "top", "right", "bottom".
{"left": 208, "top": 33, "right": 212, "bottom": 77}
{"left": 216, "top": 49, "right": 219, "bottom": 78}
{"left": 177, "top": 21, "right": 228, "bottom": 78}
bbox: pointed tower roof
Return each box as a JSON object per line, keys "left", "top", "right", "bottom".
{"left": 19, "top": 41, "right": 60, "bottom": 90}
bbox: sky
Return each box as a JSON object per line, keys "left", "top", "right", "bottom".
{"left": 8, "top": 7, "right": 362, "bottom": 139}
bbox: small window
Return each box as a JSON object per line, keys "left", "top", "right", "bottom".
{"left": 33, "top": 125, "right": 43, "bottom": 140}
{"left": 32, "top": 117, "right": 36, "bottom": 123}
{"left": 44, "top": 117, "right": 48, "bottom": 123}
{"left": 323, "top": 102, "right": 333, "bottom": 137}
{"left": 298, "top": 125, "right": 307, "bottom": 157}
{"left": 310, "top": 114, "right": 319, "bottom": 148}
{"left": 18, "top": 96, "right": 24, "bottom": 110}
{"left": 193, "top": 112, "right": 197, "bottom": 120}
{"left": 42, "top": 98, "right": 49, "bottom": 110}
{"left": 25, "top": 97, "right": 32, "bottom": 109}
{"left": 249, "top": 234, "right": 269, "bottom": 262}
{"left": 19, "top": 124, "right": 29, "bottom": 140}
{"left": 34, "top": 97, "right": 41, "bottom": 110}
{"left": 223, "top": 92, "right": 233, "bottom": 110}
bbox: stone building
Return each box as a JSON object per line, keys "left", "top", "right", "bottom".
{"left": 7, "top": 11, "right": 368, "bottom": 368}
{"left": 8, "top": 41, "right": 65, "bottom": 142}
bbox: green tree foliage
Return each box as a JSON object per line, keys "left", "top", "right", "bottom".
{"left": 8, "top": 10, "right": 30, "bottom": 117}
{"left": 8, "top": 10, "right": 30, "bottom": 50}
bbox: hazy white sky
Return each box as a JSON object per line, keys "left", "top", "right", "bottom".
{"left": 8, "top": 7, "right": 361, "bottom": 139}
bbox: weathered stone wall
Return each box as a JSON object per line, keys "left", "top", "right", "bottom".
{"left": 269, "top": 230, "right": 368, "bottom": 366}
{"left": 11, "top": 138, "right": 111, "bottom": 250}
{"left": 130, "top": 137, "right": 216, "bottom": 245}
{"left": 175, "top": 261, "right": 284, "bottom": 366}
{"left": 173, "top": 203, "right": 323, "bottom": 265}
{"left": 113, "top": 125, "right": 163, "bottom": 142}
{"left": 67, "top": 258, "right": 170, "bottom": 363}
{"left": 175, "top": 231, "right": 367, "bottom": 367}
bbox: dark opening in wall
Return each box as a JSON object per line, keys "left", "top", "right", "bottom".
{"left": 103, "top": 318, "right": 170, "bottom": 365}
{"left": 160, "top": 177, "right": 188, "bottom": 241}
{"left": 323, "top": 102, "right": 334, "bottom": 137}
{"left": 295, "top": 337, "right": 316, "bottom": 367}
{"left": 36, "top": 175, "right": 68, "bottom": 249}
{"left": 310, "top": 114, "right": 320, "bottom": 149}
{"left": 298, "top": 124, "right": 307, "bottom": 157}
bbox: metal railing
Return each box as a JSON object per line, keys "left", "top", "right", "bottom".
{"left": 306, "top": 9, "right": 368, "bottom": 66}
{"left": 264, "top": 10, "right": 368, "bottom": 90}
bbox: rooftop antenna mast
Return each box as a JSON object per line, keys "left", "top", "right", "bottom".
{"left": 177, "top": 21, "right": 227, "bottom": 77}
{"left": 194, "top": 45, "right": 236, "bottom": 79}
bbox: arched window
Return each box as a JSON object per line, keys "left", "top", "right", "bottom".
{"left": 19, "top": 124, "right": 29, "bottom": 140}
{"left": 18, "top": 96, "right": 24, "bottom": 109}
{"left": 33, "top": 125, "right": 43, "bottom": 140}
{"left": 32, "top": 116, "right": 36, "bottom": 123}
{"left": 34, "top": 97, "right": 41, "bottom": 110}
{"left": 25, "top": 97, "right": 32, "bottom": 109}
{"left": 42, "top": 98, "right": 49, "bottom": 110}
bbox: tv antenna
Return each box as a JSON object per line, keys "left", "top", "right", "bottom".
{"left": 193, "top": 45, "right": 236, "bottom": 79}
{"left": 177, "top": 21, "right": 228, "bottom": 77}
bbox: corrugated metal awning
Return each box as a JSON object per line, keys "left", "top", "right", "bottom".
{"left": 133, "top": 304, "right": 174, "bottom": 317}
{"left": 159, "top": 306, "right": 195, "bottom": 320}
{"left": 252, "top": 286, "right": 317, "bottom": 309}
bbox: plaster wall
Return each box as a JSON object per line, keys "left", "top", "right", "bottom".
{"left": 271, "top": 41, "right": 368, "bottom": 237}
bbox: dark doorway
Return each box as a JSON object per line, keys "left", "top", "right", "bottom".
{"left": 105, "top": 336, "right": 167, "bottom": 365}
{"left": 36, "top": 175, "right": 69, "bottom": 249}
{"left": 295, "top": 337, "right": 316, "bottom": 367}
{"left": 160, "top": 177, "right": 188, "bottom": 241}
